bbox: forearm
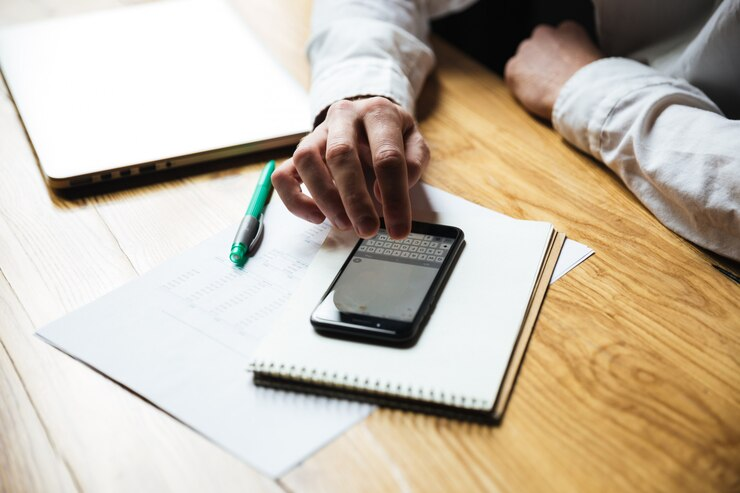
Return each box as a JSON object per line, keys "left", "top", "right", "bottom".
{"left": 308, "top": 0, "right": 475, "bottom": 120}
{"left": 553, "top": 58, "right": 740, "bottom": 260}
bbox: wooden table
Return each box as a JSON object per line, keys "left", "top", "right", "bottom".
{"left": 1, "top": 1, "right": 738, "bottom": 492}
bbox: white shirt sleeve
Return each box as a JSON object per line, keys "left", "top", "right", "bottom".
{"left": 553, "top": 57, "right": 740, "bottom": 261}
{"left": 308, "top": 0, "right": 475, "bottom": 120}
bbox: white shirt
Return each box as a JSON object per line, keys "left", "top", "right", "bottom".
{"left": 307, "top": 0, "right": 740, "bottom": 261}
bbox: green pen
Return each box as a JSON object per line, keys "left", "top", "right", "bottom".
{"left": 229, "top": 160, "right": 276, "bottom": 265}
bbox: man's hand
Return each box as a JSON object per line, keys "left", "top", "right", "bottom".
{"left": 272, "top": 96, "right": 429, "bottom": 239}
{"left": 504, "top": 21, "right": 603, "bottom": 119}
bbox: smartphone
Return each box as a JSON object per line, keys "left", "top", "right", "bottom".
{"left": 311, "top": 219, "right": 464, "bottom": 346}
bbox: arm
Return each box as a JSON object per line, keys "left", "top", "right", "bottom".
{"left": 505, "top": 22, "right": 740, "bottom": 261}
{"left": 553, "top": 58, "right": 740, "bottom": 261}
{"left": 308, "top": 0, "right": 475, "bottom": 119}
{"left": 274, "top": 0, "right": 475, "bottom": 239}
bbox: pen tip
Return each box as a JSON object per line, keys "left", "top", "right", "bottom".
{"left": 230, "top": 243, "right": 248, "bottom": 265}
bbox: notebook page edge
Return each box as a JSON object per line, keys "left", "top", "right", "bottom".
{"left": 490, "top": 230, "right": 566, "bottom": 420}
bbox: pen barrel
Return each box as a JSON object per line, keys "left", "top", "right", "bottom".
{"left": 232, "top": 215, "right": 261, "bottom": 248}
{"left": 230, "top": 215, "right": 261, "bottom": 264}
{"left": 245, "top": 160, "right": 275, "bottom": 217}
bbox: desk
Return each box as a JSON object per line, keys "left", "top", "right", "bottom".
{"left": 0, "top": 1, "right": 737, "bottom": 492}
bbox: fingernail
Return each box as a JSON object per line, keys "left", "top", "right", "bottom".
{"left": 334, "top": 214, "right": 351, "bottom": 230}
{"left": 356, "top": 216, "right": 378, "bottom": 237}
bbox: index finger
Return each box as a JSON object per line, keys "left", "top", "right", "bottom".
{"left": 363, "top": 102, "right": 412, "bottom": 239}
{"left": 324, "top": 101, "right": 379, "bottom": 238}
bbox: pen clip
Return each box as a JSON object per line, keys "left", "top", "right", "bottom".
{"left": 248, "top": 213, "right": 265, "bottom": 254}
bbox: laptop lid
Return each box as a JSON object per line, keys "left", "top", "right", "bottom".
{"left": 0, "top": 0, "right": 310, "bottom": 188}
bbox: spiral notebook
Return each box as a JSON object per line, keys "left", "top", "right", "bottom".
{"left": 249, "top": 200, "right": 565, "bottom": 423}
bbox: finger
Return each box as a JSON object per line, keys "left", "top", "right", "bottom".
{"left": 371, "top": 126, "right": 427, "bottom": 208}
{"left": 558, "top": 19, "right": 584, "bottom": 35}
{"left": 372, "top": 125, "right": 428, "bottom": 203}
{"left": 503, "top": 56, "right": 516, "bottom": 86}
{"left": 558, "top": 20, "right": 600, "bottom": 52}
{"left": 325, "top": 101, "right": 379, "bottom": 238}
{"left": 513, "top": 37, "right": 531, "bottom": 57}
{"left": 271, "top": 158, "right": 325, "bottom": 224}
{"left": 292, "top": 125, "right": 351, "bottom": 230}
{"left": 403, "top": 125, "right": 429, "bottom": 187}
{"left": 364, "top": 101, "right": 411, "bottom": 239}
{"left": 531, "top": 24, "right": 554, "bottom": 39}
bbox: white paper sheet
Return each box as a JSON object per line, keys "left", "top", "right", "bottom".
{"left": 37, "top": 183, "right": 593, "bottom": 477}
{"left": 37, "top": 200, "right": 374, "bottom": 478}
{"left": 551, "top": 239, "right": 594, "bottom": 283}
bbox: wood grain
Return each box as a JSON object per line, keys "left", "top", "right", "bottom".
{"left": 281, "top": 23, "right": 740, "bottom": 493}
{"left": 0, "top": 275, "right": 78, "bottom": 493}
{"left": 0, "top": 0, "right": 738, "bottom": 492}
{"left": 0, "top": 1, "right": 292, "bottom": 492}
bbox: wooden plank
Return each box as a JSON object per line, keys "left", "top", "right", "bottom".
{"left": 0, "top": 278, "right": 78, "bottom": 493}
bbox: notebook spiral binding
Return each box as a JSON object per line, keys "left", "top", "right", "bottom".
{"left": 248, "top": 359, "right": 491, "bottom": 411}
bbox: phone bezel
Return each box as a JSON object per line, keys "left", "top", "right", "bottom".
{"left": 310, "top": 219, "right": 465, "bottom": 346}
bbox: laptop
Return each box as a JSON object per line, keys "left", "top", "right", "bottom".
{"left": 0, "top": 0, "right": 310, "bottom": 189}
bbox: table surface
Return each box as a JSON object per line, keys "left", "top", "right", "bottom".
{"left": 1, "top": 1, "right": 738, "bottom": 492}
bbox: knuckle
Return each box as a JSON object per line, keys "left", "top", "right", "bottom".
{"left": 519, "top": 38, "right": 533, "bottom": 50}
{"left": 373, "top": 147, "right": 404, "bottom": 170}
{"left": 400, "top": 113, "right": 416, "bottom": 131}
{"left": 271, "top": 168, "right": 289, "bottom": 186}
{"left": 366, "top": 96, "right": 392, "bottom": 106}
{"left": 325, "top": 142, "right": 356, "bottom": 162}
{"left": 406, "top": 162, "right": 423, "bottom": 182}
{"left": 532, "top": 24, "right": 552, "bottom": 37}
{"left": 363, "top": 96, "right": 394, "bottom": 114}
{"left": 406, "top": 159, "right": 421, "bottom": 172}
{"left": 327, "top": 99, "right": 354, "bottom": 116}
{"left": 419, "top": 141, "right": 430, "bottom": 164}
{"left": 413, "top": 132, "right": 428, "bottom": 150}
{"left": 293, "top": 144, "right": 320, "bottom": 165}
{"left": 504, "top": 59, "right": 515, "bottom": 79}
{"left": 559, "top": 20, "right": 579, "bottom": 31}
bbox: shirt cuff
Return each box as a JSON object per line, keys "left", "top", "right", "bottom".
{"left": 309, "top": 57, "right": 415, "bottom": 126}
{"left": 552, "top": 57, "right": 667, "bottom": 159}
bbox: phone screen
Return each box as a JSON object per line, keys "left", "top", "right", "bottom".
{"left": 313, "top": 228, "right": 457, "bottom": 322}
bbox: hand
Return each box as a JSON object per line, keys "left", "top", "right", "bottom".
{"left": 272, "top": 96, "right": 429, "bottom": 239}
{"left": 504, "top": 21, "right": 603, "bottom": 119}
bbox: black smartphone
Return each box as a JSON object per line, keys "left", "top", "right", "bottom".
{"left": 311, "top": 219, "right": 464, "bottom": 346}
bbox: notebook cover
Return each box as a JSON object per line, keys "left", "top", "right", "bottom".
{"left": 251, "top": 230, "right": 565, "bottom": 423}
